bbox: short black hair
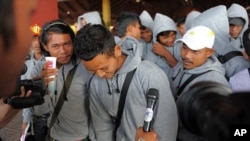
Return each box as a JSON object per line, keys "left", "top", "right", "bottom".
{"left": 116, "top": 12, "right": 141, "bottom": 37}
{"left": 74, "top": 24, "right": 116, "bottom": 61}
{"left": 40, "top": 19, "right": 75, "bottom": 46}
{"left": 243, "top": 28, "right": 250, "bottom": 57}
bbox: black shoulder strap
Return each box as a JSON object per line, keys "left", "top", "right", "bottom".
{"left": 217, "top": 51, "right": 243, "bottom": 64}
{"left": 176, "top": 71, "right": 210, "bottom": 97}
{"left": 46, "top": 65, "right": 78, "bottom": 140}
{"left": 113, "top": 68, "right": 137, "bottom": 140}
{"left": 248, "top": 68, "right": 250, "bottom": 75}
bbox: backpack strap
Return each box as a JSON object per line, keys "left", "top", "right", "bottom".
{"left": 113, "top": 68, "right": 137, "bottom": 141}
{"left": 46, "top": 64, "right": 78, "bottom": 141}
{"left": 176, "top": 71, "right": 211, "bottom": 97}
{"left": 217, "top": 51, "right": 243, "bottom": 64}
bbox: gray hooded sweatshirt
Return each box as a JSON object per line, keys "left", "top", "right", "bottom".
{"left": 142, "top": 13, "right": 181, "bottom": 78}
{"left": 139, "top": 10, "right": 154, "bottom": 31}
{"left": 190, "top": 5, "right": 250, "bottom": 78}
{"left": 185, "top": 11, "right": 201, "bottom": 31}
{"left": 227, "top": 3, "right": 249, "bottom": 52}
{"left": 172, "top": 55, "right": 230, "bottom": 97}
{"left": 89, "top": 38, "right": 178, "bottom": 141}
{"left": 77, "top": 11, "right": 102, "bottom": 29}
{"left": 117, "top": 36, "right": 143, "bottom": 58}
{"left": 30, "top": 59, "right": 93, "bottom": 141}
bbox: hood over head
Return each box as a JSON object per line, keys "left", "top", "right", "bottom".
{"left": 185, "top": 11, "right": 201, "bottom": 31}
{"left": 229, "top": 17, "right": 245, "bottom": 26}
{"left": 227, "top": 3, "right": 249, "bottom": 38}
{"left": 191, "top": 5, "right": 229, "bottom": 55}
{"left": 153, "top": 13, "right": 177, "bottom": 42}
{"left": 139, "top": 10, "right": 154, "bottom": 30}
{"left": 77, "top": 11, "right": 102, "bottom": 29}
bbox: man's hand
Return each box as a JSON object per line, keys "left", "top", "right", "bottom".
{"left": 135, "top": 127, "right": 158, "bottom": 141}
{"left": 0, "top": 87, "right": 31, "bottom": 128}
{"left": 41, "top": 61, "right": 58, "bottom": 86}
{"left": 152, "top": 42, "right": 178, "bottom": 67}
{"left": 153, "top": 42, "right": 167, "bottom": 57}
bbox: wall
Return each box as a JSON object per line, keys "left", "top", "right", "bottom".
{"left": 31, "top": 0, "right": 58, "bottom": 27}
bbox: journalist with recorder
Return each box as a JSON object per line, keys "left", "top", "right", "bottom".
{"left": 0, "top": 0, "right": 39, "bottom": 128}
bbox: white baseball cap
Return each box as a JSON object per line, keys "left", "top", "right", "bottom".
{"left": 175, "top": 26, "right": 215, "bottom": 50}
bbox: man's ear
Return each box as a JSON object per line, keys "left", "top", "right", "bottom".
{"left": 127, "top": 24, "right": 133, "bottom": 33}
{"left": 114, "top": 45, "right": 122, "bottom": 57}
{"left": 206, "top": 48, "right": 214, "bottom": 58}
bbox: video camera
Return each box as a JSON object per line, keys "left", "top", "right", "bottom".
{"left": 177, "top": 81, "right": 250, "bottom": 141}
{"left": 4, "top": 64, "right": 47, "bottom": 109}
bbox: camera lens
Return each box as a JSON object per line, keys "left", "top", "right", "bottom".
{"left": 177, "top": 81, "right": 232, "bottom": 135}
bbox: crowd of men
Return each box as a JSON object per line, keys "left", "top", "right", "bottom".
{"left": 0, "top": 1, "right": 250, "bottom": 141}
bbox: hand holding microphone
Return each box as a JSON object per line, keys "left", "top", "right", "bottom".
{"left": 135, "top": 89, "right": 159, "bottom": 141}
{"left": 143, "top": 88, "right": 159, "bottom": 132}
{"left": 135, "top": 127, "right": 158, "bottom": 141}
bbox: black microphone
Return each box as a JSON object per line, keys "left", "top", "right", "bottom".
{"left": 143, "top": 88, "right": 159, "bottom": 132}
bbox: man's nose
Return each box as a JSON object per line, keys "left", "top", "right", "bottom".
{"left": 96, "top": 70, "right": 106, "bottom": 78}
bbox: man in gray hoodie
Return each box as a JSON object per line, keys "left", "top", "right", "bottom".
{"left": 189, "top": 5, "right": 250, "bottom": 79}
{"left": 74, "top": 24, "right": 178, "bottom": 141}
{"left": 173, "top": 25, "right": 230, "bottom": 141}
{"left": 220, "top": 3, "right": 250, "bottom": 78}
{"left": 173, "top": 25, "right": 230, "bottom": 98}
{"left": 115, "top": 12, "right": 143, "bottom": 57}
{"left": 227, "top": 3, "right": 249, "bottom": 52}
{"left": 38, "top": 20, "right": 93, "bottom": 141}
{"left": 139, "top": 10, "right": 155, "bottom": 61}
{"left": 150, "top": 13, "right": 182, "bottom": 79}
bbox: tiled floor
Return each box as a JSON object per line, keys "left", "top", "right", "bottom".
{"left": 0, "top": 112, "right": 22, "bottom": 141}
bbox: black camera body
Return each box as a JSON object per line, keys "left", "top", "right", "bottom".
{"left": 15, "top": 79, "right": 46, "bottom": 97}
{"left": 4, "top": 64, "right": 47, "bottom": 109}
{"left": 177, "top": 81, "right": 250, "bottom": 141}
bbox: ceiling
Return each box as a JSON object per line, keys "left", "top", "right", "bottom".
{"left": 58, "top": 0, "right": 250, "bottom": 25}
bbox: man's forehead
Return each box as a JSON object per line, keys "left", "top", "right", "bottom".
{"left": 82, "top": 54, "right": 110, "bottom": 67}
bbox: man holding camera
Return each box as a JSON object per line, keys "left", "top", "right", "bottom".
{"left": 0, "top": 0, "right": 39, "bottom": 128}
